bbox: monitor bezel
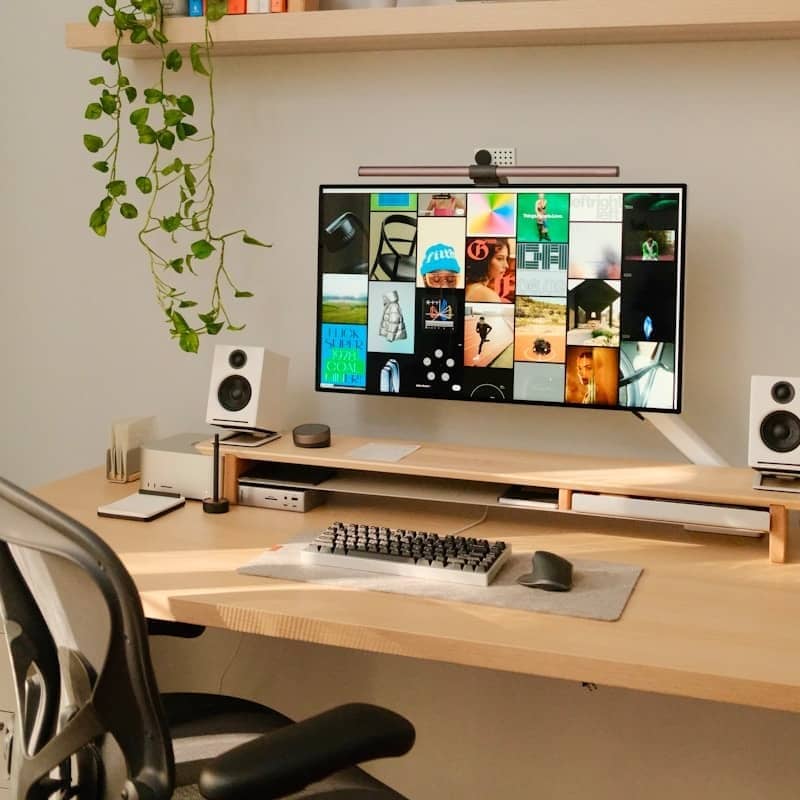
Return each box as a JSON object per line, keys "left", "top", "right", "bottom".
{"left": 316, "top": 182, "right": 687, "bottom": 415}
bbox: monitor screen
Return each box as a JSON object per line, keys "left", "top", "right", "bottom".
{"left": 316, "top": 184, "right": 685, "bottom": 412}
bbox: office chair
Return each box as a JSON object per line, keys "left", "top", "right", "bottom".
{"left": 0, "top": 477, "right": 415, "bottom": 800}
{"left": 370, "top": 216, "right": 418, "bottom": 281}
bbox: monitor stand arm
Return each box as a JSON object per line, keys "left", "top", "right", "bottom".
{"left": 634, "top": 412, "right": 728, "bottom": 467}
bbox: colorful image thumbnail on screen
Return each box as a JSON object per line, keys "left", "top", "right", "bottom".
{"left": 465, "top": 237, "right": 516, "bottom": 303}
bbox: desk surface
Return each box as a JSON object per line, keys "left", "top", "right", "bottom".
{"left": 37, "top": 468, "right": 800, "bottom": 713}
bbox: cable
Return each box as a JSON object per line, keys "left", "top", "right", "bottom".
{"left": 449, "top": 506, "right": 490, "bottom": 536}
{"left": 217, "top": 631, "right": 245, "bottom": 693}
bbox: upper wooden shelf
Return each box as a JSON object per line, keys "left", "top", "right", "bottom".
{"left": 65, "top": 0, "right": 800, "bottom": 58}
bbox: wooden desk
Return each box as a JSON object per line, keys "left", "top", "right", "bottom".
{"left": 36, "top": 468, "right": 800, "bottom": 714}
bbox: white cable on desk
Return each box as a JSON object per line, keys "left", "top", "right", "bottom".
{"left": 448, "top": 506, "right": 489, "bottom": 536}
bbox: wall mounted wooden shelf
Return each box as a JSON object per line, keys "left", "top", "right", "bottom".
{"left": 65, "top": 0, "right": 800, "bottom": 58}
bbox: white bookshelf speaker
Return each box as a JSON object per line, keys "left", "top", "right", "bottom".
{"left": 206, "top": 345, "right": 289, "bottom": 439}
{"left": 748, "top": 375, "right": 800, "bottom": 474}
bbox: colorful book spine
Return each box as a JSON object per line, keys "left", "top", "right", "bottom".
{"left": 188, "top": 0, "right": 204, "bottom": 16}
{"left": 246, "top": 0, "right": 260, "bottom": 11}
{"left": 228, "top": 0, "right": 247, "bottom": 12}
{"left": 258, "top": 0, "right": 272, "bottom": 9}
{"left": 270, "top": 0, "right": 286, "bottom": 11}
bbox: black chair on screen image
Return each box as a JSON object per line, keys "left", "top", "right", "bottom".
{"left": 370, "top": 215, "right": 418, "bottom": 281}
{"left": 0, "top": 477, "right": 415, "bottom": 800}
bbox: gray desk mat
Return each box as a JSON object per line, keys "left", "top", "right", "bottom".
{"left": 239, "top": 539, "right": 643, "bottom": 622}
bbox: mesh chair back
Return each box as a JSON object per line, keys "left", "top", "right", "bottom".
{"left": 0, "top": 477, "right": 174, "bottom": 800}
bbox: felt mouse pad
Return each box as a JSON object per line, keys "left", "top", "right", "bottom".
{"left": 239, "top": 539, "right": 643, "bottom": 622}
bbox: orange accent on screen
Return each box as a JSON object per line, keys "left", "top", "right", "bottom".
{"left": 228, "top": 0, "right": 247, "bottom": 11}
{"left": 270, "top": 0, "right": 287, "bottom": 11}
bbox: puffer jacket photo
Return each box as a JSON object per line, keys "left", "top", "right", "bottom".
{"left": 379, "top": 291, "right": 408, "bottom": 342}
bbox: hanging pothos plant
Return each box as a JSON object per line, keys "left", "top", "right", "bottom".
{"left": 84, "top": 0, "right": 268, "bottom": 353}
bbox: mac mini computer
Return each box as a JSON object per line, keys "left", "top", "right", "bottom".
{"left": 140, "top": 433, "right": 213, "bottom": 500}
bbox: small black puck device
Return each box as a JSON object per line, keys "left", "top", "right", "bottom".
{"left": 292, "top": 423, "right": 331, "bottom": 448}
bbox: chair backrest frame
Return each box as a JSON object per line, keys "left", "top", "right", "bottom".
{"left": 0, "top": 478, "right": 174, "bottom": 800}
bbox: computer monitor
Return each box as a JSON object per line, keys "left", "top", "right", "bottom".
{"left": 316, "top": 184, "right": 686, "bottom": 412}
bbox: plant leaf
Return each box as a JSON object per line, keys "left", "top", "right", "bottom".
{"left": 101, "top": 45, "right": 118, "bottom": 65}
{"left": 206, "top": 321, "right": 224, "bottom": 335}
{"left": 100, "top": 196, "right": 113, "bottom": 213}
{"left": 190, "top": 240, "right": 215, "bottom": 259}
{"left": 226, "top": 323, "right": 246, "bottom": 332}
{"left": 106, "top": 180, "right": 127, "bottom": 197}
{"left": 179, "top": 300, "right": 197, "bottom": 308}
{"left": 137, "top": 125, "right": 157, "bottom": 144}
{"left": 153, "top": 28, "right": 168, "bottom": 45}
{"left": 85, "top": 103, "right": 103, "bottom": 120}
{"left": 161, "top": 215, "right": 182, "bottom": 233}
{"left": 130, "top": 26, "right": 148, "bottom": 44}
{"left": 89, "top": 206, "right": 109, "bottom": 236}
{"left": 165, "top": 49, "right": 182, "bottom": 71}
{"left": 124, "top": 86, "right": 137, "bottom": 103}
{"left": 158, "top": 129, "right": 176, "bottom": 150}
{"left": 179, "top": 330, "right": 200, "bottom": 354}
{"left": 88, "top": 5, "right": 103, "bottom": 26}
{"left": 184, "top": 165, "right": 196, "bottom": 194}
{"left": 189, "top": 43, "right": 210, "bottom": 76}
{"left": 119, "top": 203, "right": 138, "bottom": 219}
{"left": 92, "top": 160, "right": 110, "bottom": 173}
{"left": 176, "top": 95, "right": 194, "bottom": 115}
{"left": 206, "top": 0, "right": 227, "bottom": 22}
{"left": 170, "top": 310, "right": 190, "bottom": 333}
{"left": 100, "top": 94, "right": 117, "bottom": 114}
{"left": 89, "top": 76, "right": 105, "bottom": 86}
{"left": 242, "top": 234, "right": 269, "bottom": 247}
{"left": 144, "top": 88, "right": 164, "bottom": 104}
{"left": 130, "top": 107, "right": 149, "bottom": 126}
{"left": 234, "top": 290, "right": 254, "bottom": 298}
{"left": 164, "top": 109, "right": 183, "bottom": 126}
{"left": 83, "top": 134, "right": 104, "bottom": 153}
{"left": 135, "top": 176, "right": 152, "bottom": 194}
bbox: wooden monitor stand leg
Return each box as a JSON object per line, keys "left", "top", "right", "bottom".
{"left": 222, "top": 454, "right": 246, "bottom": 506}
{"left": 769, "top": 505, "right": 788, "bottom": 564}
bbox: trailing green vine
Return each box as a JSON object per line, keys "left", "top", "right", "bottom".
{"left": 84, "top": 0, "right": 268, "bottom": 353}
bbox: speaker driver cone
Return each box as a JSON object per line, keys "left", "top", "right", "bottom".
{"left": 218, "top": 375, "right": 252, "bottom": 412}
{"left": 760, "top": 410, "right": 800, "bottom": 453}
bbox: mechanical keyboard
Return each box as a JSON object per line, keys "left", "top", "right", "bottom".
{"left": 300, "top": 521, "right": 511, "bottom": 586}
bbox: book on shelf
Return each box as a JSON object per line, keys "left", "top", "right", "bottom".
{"left": 188, "top": 0, "right": 204, "bottom": 16}
{"left": 228, "top": 0, "right": 247, "bottom": 11}
{"left": 271, "top": 0, "right": 287, "bottom": 11}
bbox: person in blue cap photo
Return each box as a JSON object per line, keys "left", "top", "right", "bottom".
{"left": 418, "top": 242, "right": 463, "bottom": 289}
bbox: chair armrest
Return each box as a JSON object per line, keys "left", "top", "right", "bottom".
{"left": 198, "top": 703, "right": 415, "bottom": 800}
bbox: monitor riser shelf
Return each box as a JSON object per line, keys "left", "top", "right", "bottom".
{"left": 198, "top": 434, "right": 797, "bottom": 564}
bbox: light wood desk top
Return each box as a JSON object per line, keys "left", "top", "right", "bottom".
{"left": 36, "top": 468, "right": 800, "bottom": 714}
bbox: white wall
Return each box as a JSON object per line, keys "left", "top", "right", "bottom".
{"left": 3, "top": 2, "right": 800, "bottom": 797}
